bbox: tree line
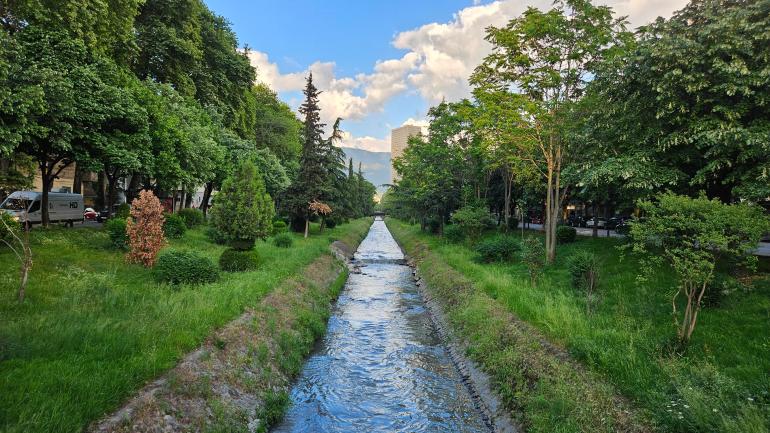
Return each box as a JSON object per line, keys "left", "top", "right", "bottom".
{"left": 0, "top": 0, "right": 375, "bottom": 226}
{"left": 386, "top": 0, "right": 769, "bottom": 263}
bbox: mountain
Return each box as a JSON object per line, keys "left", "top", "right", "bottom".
{"left": 341, "top": 148, "right": 391, "bottom": 194}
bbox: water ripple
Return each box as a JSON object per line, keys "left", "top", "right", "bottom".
{"left": 271, "top": 220, "right": 489, "bottom": 433}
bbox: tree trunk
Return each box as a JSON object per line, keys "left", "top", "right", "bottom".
{"left": 200, "top": 182, "right": 214, "bottom": 215}
{"left": 503, "top": 169, "right": 513, "bottom": 228}
{"left": 39, "top": 161, "right": 54, "bottom": 227}
{"left": 106, "top": 173, "right": 118, "bottom": 217}
{"left": 72, "top": 166, "right": 82, "bottom": 194}
{"left": 96, "top": 171, "right": 107, "bottom": 210}
{"left": 304, "top": 217, "right": 309, "bottom": 238}
{"left": 184, "top": 190, "right": 193, "bottom": 209}
{"left": 592, "top": 203, "right": 598, "bottom": 238}
{"left": 126, "top": 174, "right": 140, "bottom": 204}
{"left": 544, "top": 164, "right": 555, "bottom": 263}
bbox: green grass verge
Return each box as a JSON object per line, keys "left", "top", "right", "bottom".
{"left": 387, "top": 218, "right": 770, "bottom": 433}
{"left": 0, "top": 219, "right": 371, "bottom": 433}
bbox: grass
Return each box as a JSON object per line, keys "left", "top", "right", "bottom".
{"left": 0, "top": 219, "right": 371, "bottom": 433}
{"left": 387, "top": 218, "right": 770, "bottom": 433}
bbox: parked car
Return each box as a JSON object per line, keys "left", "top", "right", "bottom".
{"left": 585, "top": 217, "right": 607, "bottom": 228}
{"left": 606, "top": 216, "right": 630, "bottom": 230}
{"left": 0, "top": 191, "right": 84, "bottom": 227}
{"left": 567, "top": 215, "right": 587, "bottom": 227}
{"left": 84, "top": 207, "right": 98, "bottom": 220}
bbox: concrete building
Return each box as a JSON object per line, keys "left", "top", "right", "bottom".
{"left": 390, "top": 124, "right": 422, "bottom": 183}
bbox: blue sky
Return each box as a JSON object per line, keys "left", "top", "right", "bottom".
{"left": 204, "top": 0, "right": 687, "bottom": 153}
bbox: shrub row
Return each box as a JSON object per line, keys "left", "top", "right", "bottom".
{"left": 474, "top": 235, "right": 520, "bottom": 263}
{"left": 177, "top": 208, "right": 205, "bottom": 228}
{"left": 219, "top": 248, "right": 260, "bottom": 272}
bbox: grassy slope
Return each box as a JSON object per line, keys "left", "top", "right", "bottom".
{"left": 0, "top": 219, "right": 371, "bottom": 433}
{"left": 387, "top": 219, "right": 770, "bottom": 433}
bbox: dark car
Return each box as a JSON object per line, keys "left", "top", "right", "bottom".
{"left": 567, "top": 215, "right": 586, "bottom": 228}
{"left": 606, "top": 216, "right": 630, "bottom": 230}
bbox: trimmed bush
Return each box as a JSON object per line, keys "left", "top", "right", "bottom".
{"left": 443, "top": 224, "right": 464, "bottom": 243}
{"left": 0, "top": 212, "right": 21, "bottom": 243}
{"left": 521, "top": 237, "right": 545, "bottom": 285}
{"left": 163, "top": 213, "right": 187, "bottom": 239}
{"left": 272, "top": 220, "right": 288, "bottom": 234}
{"left": 205, "top": 226, "right": 227, "bottom": 245}
{"left": 154, "top": 249, "right": 218, "bottom": 284}
{"left": 115, "top": 203, "right": 130, "bottom": 219}
{"left": 218, "top": 248, "right": 260, "bottom": 272}
{"left": 556, "top": 225, "right": 577, "bottom": 244}
{"left": 104, "top": 218, "right": 128, "bottom": 249}
{"left": 475, "top": 235, "right": 520, "bottom": 263}
{"left": 272, "top": 232, "right": 293, "bottom": 248}
{"left": 178, "top": 208, "right": 205, "bottom": 228}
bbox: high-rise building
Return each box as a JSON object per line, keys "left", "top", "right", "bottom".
{"left": 390, "top": 124, "right": 422, "bottom": 183}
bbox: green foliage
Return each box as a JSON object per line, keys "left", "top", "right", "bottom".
{"left": 218, "top": 248, "right": 260, "bottom": 272}
{"left": 586, "top": 0, "right": 770, "bottom": 202}
{"left": 115, "top": 203, "right": 131, "bottom": 219}
{"left": 450, "top": 206, "right": 492, "bottom": 243}
{"left": 0, "top": 212, "right": 21, "bottom": 241}
{"left": 324, "top": 217, "right": 338, "bottom": 229}
{"left": 154, "top": 249, "right": 219, "bottom": 285}
{"left": 104, "top": 218, "right": 128, "bottom": 250}
{"left": 162, "top": 213, "right": 187, "bottom": 239}
{"left": 272, "top": 233, "right": 293, "bottom": 248}
{"left": 521, "top": 237, "right": 545, "bottom": 285}
{"left": 177, "top": 208, "right": 204, "bottom": 228}
{"left": 272, "top": 220, "right": 287, "bottom": 234}
{"left": 205, "top": 226, "right": 227, "bottom": 245}
{"left": 425, "top": 217, "right": 442, "bottom": 234}
{"left": 475, "top": 235, "right": 520, "bottom": 263}
{"left": 443, "top": 224, "right": 464, "bottom": 243}
{"left": 567, "top": 250, "right": 600, "bottom": 292}
{"left": 210, "top": 159, "right": 274, "bottom": 249}
{"left": 630, "top": 193, "right": 770, "bottom": 342}
{"left": 556, "top": 225, "right": 577, "bottom": 244}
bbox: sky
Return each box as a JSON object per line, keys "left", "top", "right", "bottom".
{"left": 204, "top": 0, "right": 689, "bottom": 153}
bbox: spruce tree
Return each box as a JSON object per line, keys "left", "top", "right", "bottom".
{"left": 284, "top": 74, "right": 330, "bottom": 235}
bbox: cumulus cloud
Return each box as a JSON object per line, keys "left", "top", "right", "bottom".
{"left": 248, "top": 0, "right": 688, "bottom": 149}
{"left": 339, "top": 131, "right": 390, "bottom": 153}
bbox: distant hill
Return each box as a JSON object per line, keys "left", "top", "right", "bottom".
{"left": 341, "top": 148, "right": 391, "bottom": 194}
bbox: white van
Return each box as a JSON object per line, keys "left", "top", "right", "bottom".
{"left": 1, "top": 191, "right": 84, "bottom": 227}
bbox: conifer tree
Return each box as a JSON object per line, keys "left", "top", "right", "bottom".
{"left": 284, "top": 74, "right": 330, "bottom": 234}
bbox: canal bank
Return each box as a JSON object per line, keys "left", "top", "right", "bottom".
{"left": 386, "top": 218, "right": 651, "bottom": 433}
{"left": 89, "top": 222, "right": 370, "bottom": 433}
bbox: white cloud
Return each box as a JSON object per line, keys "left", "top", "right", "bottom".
{"left": 248, "top": 0, "right": 688, "bottom": 150}
{"left": 339, "top": 131, "right": 390, "bottom": 153}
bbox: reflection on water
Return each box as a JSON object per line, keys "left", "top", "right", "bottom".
{"left": 271, "top": 219, "right": 489, "bottom": 433}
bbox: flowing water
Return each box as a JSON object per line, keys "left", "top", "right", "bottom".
{"left": 272, "top": 219, "right": 490, "bottom": 433}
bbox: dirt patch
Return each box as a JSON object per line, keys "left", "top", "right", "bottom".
{"left": 90, "top": 243, "right": 356, "bottom": 433}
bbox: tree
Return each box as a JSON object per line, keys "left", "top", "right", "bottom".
{"left": 630, "top": 193, "right": 769, "bottom": 343}
{"left": 392, "top": 101, "right": 471, "bottom": 232}
{"left": 209, "top": 159, "right": 274, "bottom": 249}
{"left": 10, "top": 27, "right": 147, "bottom": 226}
{"left": 126, "top": 189, "right": 166, "bottom": 267}
{"left": 252, "top": 83, "right": 302, "bottom": 162}
{"left": 586, "top": 0, "right": 770, "bottom": 203}
{"left": 471, "top": 0, "right": 631, "bottom": 263}
{"left": 283, "top": 74, "right": 332, "bottom": 233}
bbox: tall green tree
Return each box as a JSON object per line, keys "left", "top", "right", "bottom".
{"left": 586, "top": 0, "right": 770, "bottom": 203}
{"left": 284, "top": 74, "right": 332, "bottom": 235}
{"left": 10, "top": 27, "right": 147, "bottom": 225}
{"left": 471, "top": 0, "right": 631, "bottom": 262}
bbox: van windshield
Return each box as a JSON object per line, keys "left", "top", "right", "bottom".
{"left": 1, "top": 198, "right": 32, "bottom": 211}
